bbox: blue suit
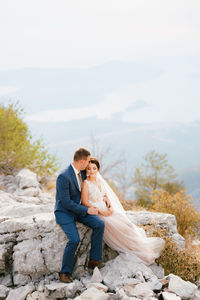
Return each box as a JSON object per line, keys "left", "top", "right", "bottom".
{"left": 54, "top": 165, "right": 105, "bottom": 275}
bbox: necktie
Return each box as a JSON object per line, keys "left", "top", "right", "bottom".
{"left": 78, "top": 172, "right": 82, "bottom": 189}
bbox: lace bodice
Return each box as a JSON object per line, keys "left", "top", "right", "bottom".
{"left": 85, "top": 180, "right": 107, "bottom": 210}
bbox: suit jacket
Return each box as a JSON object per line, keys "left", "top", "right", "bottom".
{"left": 54, "top": 165, "right": 88, "bottom": 224}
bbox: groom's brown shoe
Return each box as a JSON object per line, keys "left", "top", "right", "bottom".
{"left": 88, "top": 259, "right": 105, "bottom": 269}
{"left": 59, "top": 272, "right": 73, "bottom": 283}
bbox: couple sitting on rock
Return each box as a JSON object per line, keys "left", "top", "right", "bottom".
{"left": 54, "top": 148, "right": 164, "bottom": 283}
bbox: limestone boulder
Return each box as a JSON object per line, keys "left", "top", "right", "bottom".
{"left": 167, "top": 273, "right": 198, "bottom": 299}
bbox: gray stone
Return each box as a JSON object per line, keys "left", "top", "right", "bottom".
{"left": 149, "top": 263, "right": 165, "bottom": 279}
{"left": 0, "top": 275, "right": 12, "bottom": 287}
{"left": 192, "top": 289, "right": 200, "bottom": 300}
{"left": 13, "top": 273, "right": 31, "bottom": 286}
{"left": 0, "top": 284, "right": 10, "bottom": 299}
{"left": 147, "top": 275, "right": 162, "bottom": 291}
{"left": 26, "top": 291, "right": 46, "bottom": 300}
{"left": 6, "top": 283, "right": 35, "bottom": 300}
{"left": 127, "top": 211, "right": 178, "bottom": 235}
{"left": 171, "top": 233, "right": 185, "bottom": 250}
{"left": 74, "top": 286, "right": 109, "bottom": 300}
{"left": 101, "top": 253, "right": 154, "bottom": 291}
{"left": 168, "top": 274, "right": 197, "bottom": 299}
{"left": 45, "top": 280, "right": 83, "bottom": 299}
{"left": 162, "top": 291, "right": 181, "bottom": 300}
{"left": 0, "top": 168, "right": 193, "bottom": 296}
{"left": 124, "top": 282, "right": 154, "bottom": 298}
{"left": 86, "top": 282, "right": 108, "bottom": 292}
{"left": 90, "top": 267, "right": 103, "bottom": 283}
{"left": 15, "top": 169, "right": 39, "bottom": 189}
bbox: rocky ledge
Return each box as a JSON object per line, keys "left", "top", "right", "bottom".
{"left": 0, "top": 169, "right": 199, "bottom": 300}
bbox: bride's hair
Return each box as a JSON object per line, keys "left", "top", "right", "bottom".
{"left": 89, "top": 157, "right": 100, "bottom": 170}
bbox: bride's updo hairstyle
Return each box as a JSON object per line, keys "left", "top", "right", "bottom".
{"left": 89, "top": 157, "right": 100, "bottom": 170}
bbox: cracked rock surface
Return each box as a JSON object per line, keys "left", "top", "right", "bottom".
{"left": 0, "top": 169, "right": 198, "bottom": 300}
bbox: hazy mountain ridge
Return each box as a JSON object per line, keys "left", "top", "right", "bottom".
{"left": 0, "top": 62, "right": 199, "bottom": 206}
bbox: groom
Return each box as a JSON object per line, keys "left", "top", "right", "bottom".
{"left": 54, "top": 147, "right": 105, "bottom": 283}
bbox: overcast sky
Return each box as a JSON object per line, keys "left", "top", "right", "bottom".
{"left": 1, "top": 0, "right": 200, "bottom": 69}
{"left": 1, "top": 0, "right": 200, "bottom": 125}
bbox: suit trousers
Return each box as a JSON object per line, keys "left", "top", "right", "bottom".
{"left": 60, "top": 214, "right": 105, "bottom": 275}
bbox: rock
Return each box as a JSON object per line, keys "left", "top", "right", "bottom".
{"left": 90, "top": 267, "right": 103, "bottom": 283}
{"left": 0, "top": 275, "right": 12, "bottom": 287}
{"left": 167, "top": 274, "right": 197, "bottom": 299}
{"left": 162, "top": 291, "right": 181, "bottom": 300}
{"left": 44, "top": 280, "right": 83, "bottom": 299}
{"left": 74, "top": 286, "right": 109, "bottom": 300}
{"left": 116, "top": 288, "right": 137, "bottom": 300}
{"left": 127, "top": 211, "right": 178, "bottom": 234}
{"left": 15, "top": 169, "right": 39, "bottom": 189}
{"left": 0, "top": 284, "right": 10, "bottom": 299}
{"left": 149, "top": 263, "right": 165, "bottom": 279}
{"left": 86, "top": 282, "right": 108, "bottom": 292}
{"left": 14, "top": 187, "right": 40, "bottom": 197}
{"left": 135, "top": 271, "right": 145, "bottom": 282}
{"left": 0, "top": 168, "right": 194, "bottom": 297}
{"left": 101, "top": 253, "right": 154, "bottom": 291}
{"left": 26, "top": 291, "right": 46, "bottom": 300}
{"left": 147, "top": 275, "right": 162, "bottom": 291}
{"left": 13, "top": 273, "right": 31, "bottom": 286}
{"left": 171, "top": 233, "right": 185, "bottom": 250}
{"left": 124, "top": 282, "right": 154, "bottom": 298}
{"left": 192, "top": 289, "right": 200, "bottom": 300}
{"left": 6, "top": 283, "right": 35, "bottom": 300}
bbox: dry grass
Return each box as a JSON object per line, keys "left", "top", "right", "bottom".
{"left": 145, "top": 225, "right": 200, "bottom": 283}
{"left": 42, "top": 180, "right": 56, "bottom": 196}
{"left": 120, "top": 199, "right": 145, "bottom": 211}
{"left": 185, "top": 238, "right": 200, "bottom": 262}
{"left": 46, "top": 180, "right": 56, "bottom": 190}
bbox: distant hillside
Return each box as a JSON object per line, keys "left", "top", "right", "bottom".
{"left": 179, "top": 166, "right": 200, "bottom": 209}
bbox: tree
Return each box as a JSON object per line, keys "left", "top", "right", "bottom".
{"left": 133, "top": 150, "right": 184, "bottom": 207}
{"left": 0, "top": 102, "right": 58, "bottom": 176}
{"left": 152, "top": 189, "right": 200, "bottom": 238}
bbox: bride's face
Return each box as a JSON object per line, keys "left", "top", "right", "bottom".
{"left": 86, "top": 163, "right": 98, "bottom": 178}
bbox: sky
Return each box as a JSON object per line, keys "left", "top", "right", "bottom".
{"left": 0, "top": 0, "right": 200, "bottom": 139}
{"left": 1, "top": 0, "right": 200, "bottom": 70}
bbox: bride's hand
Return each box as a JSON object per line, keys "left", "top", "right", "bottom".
{"left": 98, "top": 208, "right": 112, "bottom": 217}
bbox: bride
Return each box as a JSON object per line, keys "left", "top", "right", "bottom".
{"left": 81, "top": 157, "right": 165, "bottom": 265}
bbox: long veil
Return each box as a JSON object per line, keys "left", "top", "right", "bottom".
{"left": 97, "top": 172, "right": 127, "bottom": 217}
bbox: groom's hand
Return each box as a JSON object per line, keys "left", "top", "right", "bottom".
{"left": 88, "top": 207, "right": 98, "bottom": 215}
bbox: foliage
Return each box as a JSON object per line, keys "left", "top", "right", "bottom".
{"left": 0, "top": 102, "right": 58, "bottom": 176}
{"left": 152, "top": 189, "right": 200, "bottom": 238}
{"left": 133, "top": 150, "right": 184, "bottom": 208}
{"left": 145, "top": 226, "right": 200, "bottom": 283}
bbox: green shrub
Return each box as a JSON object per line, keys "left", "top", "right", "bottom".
{"left": 0, "top": 102, "right": 58, "bottom": 176}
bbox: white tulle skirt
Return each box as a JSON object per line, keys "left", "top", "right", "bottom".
{"left": 99, "top": 211, "right": 165, "bottom": 265}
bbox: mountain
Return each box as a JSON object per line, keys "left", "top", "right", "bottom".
{"left": 0, "top": 61, "right": 199, "bottom": 205}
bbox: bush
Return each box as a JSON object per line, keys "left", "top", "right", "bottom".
{"left": 151, "top": 189, "right": 200, "bottom": 238}
{"left": 133, "top": 150, "right": 184, "bottom": 208}
{"left": 145, "top": 226, "right": 200, "bottom": 283}
{"left": 0, "top": 102, "right": 58, "bottom": 176}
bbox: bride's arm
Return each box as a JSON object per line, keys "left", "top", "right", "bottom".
{"left": 81, "top": 181, "right": 92, "bottom": 208}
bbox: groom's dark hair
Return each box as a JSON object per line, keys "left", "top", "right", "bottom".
{"left": 74, "top": 148, "right": 91, "bottom": 161}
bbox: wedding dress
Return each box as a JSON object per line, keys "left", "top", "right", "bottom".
{"left": 85, "top": 176, "right": 165, "bottom": 265}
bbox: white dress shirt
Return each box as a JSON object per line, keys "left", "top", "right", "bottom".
{"left": 71, "top": 164, "right": 82, "bottom": 191}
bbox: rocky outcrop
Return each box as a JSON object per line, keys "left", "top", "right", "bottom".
{"left": 0, "top": 169, "right": 199, "bottom": 299}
